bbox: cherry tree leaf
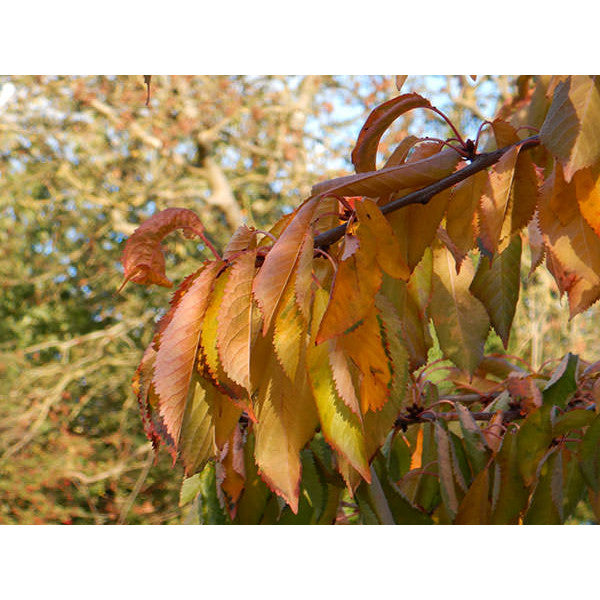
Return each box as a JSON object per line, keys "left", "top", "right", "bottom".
{"left": 253, "top": 197, "right": 319, "bottom": 333}
{"left": 351, "top": 93, "right": 432, "bottom": 172}
{"left": 470, "top": 234, "right": 522, "bottom": 348}
{"left": 538, "top": 163, "right": 600, "bottom": 317}
{"left": 454, "top": 468, "right": 490, "bottom": 524}
{"left": 446, "top": 170, "right": 489, "bottom": 269}
{"left": 153, "top": 260, "right": 223, "bottom": 445}
{"left": 354, "top": 197, "right": 410, "bottom": 279}
{"left": 217, "top": 250, "right": 257, "bottom": 394}
{"left": 312, "top": 149, "right": 459, "bottom": 200}
{"left": 223, "top": 225, "right": 257, "bottom": 259}
{"left": 328, "top": 336, "right": 362, "bottom": 417}
{"left": 338, "top": 309, "right": 392, "bottom": 413}
{"left": 429, "top": 246, "right": 490, "bottom": 374}
{"left": 178, "top": 372, "right": 241, "bottom": 475}
{"left": 395, "top": 75, "right": 408, "bottom": 92}
{"left": 540, "top": 75, "right": 600, "bottom": 182}
{"left": 254, "top": 335, "right": 319, "bottom": 513}
{"left": 307, "top": 289, "right": 370, "bottom": 481}
{"left": 294, "top": 231, "right": 315, "bottom": 323}
{"left": 120, "top": 207, "right": 207, "bottom": 289}
{"left": 477, "top": 146, "right": 520, "bottom": 258}
{"left": 574, "top": 166, "right": 600, "bottom": 237}
{"left": 316, "top": 226, "right": 382, "bottom": 344}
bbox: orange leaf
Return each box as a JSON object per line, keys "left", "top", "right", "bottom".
{"left": 574, "top": 167, "right": 600, "bottom": 237}
{"left": 223, "top": 225, "right": 257, "bottom": 259}
{"left": 316, "top": 226, "right": 382, "bottom": 344}
{"left": 354, "top": 197, "right": 410, "bottom": 279}
{"left": 339, "top": 309, "right": 392, "bottom": 413}
{"left": 351, "top": 93, "right": 432, "bottom": 172}
{"left": 477, "top": 146, "right": 520, "bottom": 257}
{"left": 153, "top": 260, "right": 222, "bottom": 445}
{"left": 253, "top": 197, "right": 319, "bottom": 334}
{"left": 294, "top": 231, "right": 315, "bottom": 323}
{"left": 120, "top": 207, "right": 206, "bottom": 289}
{"left": 217, "top": 250, "right": 257, "bottom": 394}
{"left": 218, "top": 425, "right": 246, "bottom": 519}
{"left": 328, "top": 336, "right": 362, "bottom": 417}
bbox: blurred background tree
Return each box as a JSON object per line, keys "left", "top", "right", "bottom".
{"left": 1, "top": 75, "right": 598, "bottom": 524}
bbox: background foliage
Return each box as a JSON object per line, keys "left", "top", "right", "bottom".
{"left": 2, "top": 75, "right": 599, "bottom": 524}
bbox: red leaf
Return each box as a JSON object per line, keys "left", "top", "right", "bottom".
{"left": 153, "top": 260, "right": 223, "bottom": 445}
{"left": 120, "top": 208, "right": 206, "bottom": 289}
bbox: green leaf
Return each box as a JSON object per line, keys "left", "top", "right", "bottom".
{"left": 542, "top": 353, "right": 579, "bottom": 409}
{"left": 523, "top": 447, "right": 563, "bottom": 524}
{"left": 235, "top": 432, "right": 271, "bottom": 524}
{"left": 469, "top": 234, "right": 522, "bottom": 348}
{"left": 435, "top": 422, "right": 459, "bottom": 518}
{"left": 179, "top": 473, "right": 202, "bottom": 507}
{"left": 455, "top": 403, "right": 491, "bottom": 476}
{"left": 387, "top": 433, "right": 412, "bottom": 482}
{"left": 492, "top": 430, "right": 530, "bottom": 524}
{"left": 414, "top": 423, "right": 441, "bottom": 513}
{"left": 540, "top": 76, "right": 600, "bottom": 182}
{"left": 517, "top": 404, "right": 554, "bottom": 486}
{"left": 196, "top": 462, "right": 230, "bottom": 525}
{"left": 580, "top": 413, "right": 600, "bottom": 492}
{"left": 454, "top": 468, "right": 491, "bottom": 524}
{"left": 552, "top": 408, "right": 595, "bottom": 437}
{"left": 563, "top": 449, "right": 586, "bottom": 521}
{"left": 429, "top": 246, "right": 490, "bottom": 374}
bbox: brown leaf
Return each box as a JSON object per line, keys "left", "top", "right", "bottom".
{"left": 351, "top": 93, "right": 432, "bottom": 172}
{"left": 120, "top": 207, "right": 206, "bottom": 289}
{"left": 223, "top": 225, "right": 257, "bottom": 259}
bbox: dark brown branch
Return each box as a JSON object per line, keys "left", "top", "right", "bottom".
{"left": 394, "top": 408, "right": 524, "bottom": 430}
{"left": 313, "top": 134, "right": 540, "bottom": 249}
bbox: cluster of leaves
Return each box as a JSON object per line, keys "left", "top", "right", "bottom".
{"left": 123, "top": 75, "right": 600, "bottom": 524}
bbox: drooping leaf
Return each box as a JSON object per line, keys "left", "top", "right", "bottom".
{"left": 580, "top": 413, "right": 600, "bottom": 492}
{"left": 454, "top": 468, "right": 491, "bottom": 524}
{"left": 538, "top": 163, "right": 600, "bottom": 317}
{"left": 294, "top": 231, "right": 315, "bottom": 323}
{"left": 153, "top": 260, "right": 222, "bottom": 445}
{"left": 523, "top": 447, "right": 563, "bottom": 524}
{"left": 217, "top": 250, "right": 257, "bottom": 394}
{"left": 354, "top": 197, "right": 410, "bottom": 279}
{"left": 120, "top": 207, "right": 207, "bottom": 289}
{"left": 429, "top": 246, "right": 490, "bottom": 374}
{"left": 178, "top": 372, "right": 241, "bottom": 475}
{"left": 218, "top": 424, "right": 246, "bottom": 519}
{"left": 517, "top": 404, "right": 554, "bottom": 486}
{"left": 312, "top": 149, "right": 460, "bottom": 200}
{"left": 253, "top": 196, "right": 319, "bottom": 334}
{"left": 435, "top": 422, "right": 460, "bottom": 518}
{"left": 446, "top": 170, "right": 488, "bottom": 269}
{"left": 455, "top": 403, "right": 490, "bottom": 475}
{"left": 540, "top": 75, "right": 600, "bottom": 182}
{"left": 469, "top": 234, "right": 522, "bottom": 348}
{"left": 338, "top": 309, "right": 392, "bottom": 413}
{"left": 272, "top": 280, "right": 306, "bottom": 382}
{"left": 492, "top": 429, "right": 529, "bottom": 524}
{"left": 328, "top": 336, "right": 362, "bottom": 417}
{"left": 307, "top": 289, "right": 370, "bottom": 482}
{"left": 316, "top": 226, "right": 382, "bottom": 344}
{"left": 573, "top": 166, "right": 600, "bottom": 237}
{"left": 388, "top": 188, "right": 451, "bottom": 272}
{"left": 351, "top": 93, "right": 432, "bottom": 172}
{"left": 552, "top": 408, "right": 595, "bottom": 437}
{"left": 253, "top": 339, "right": 319, "bottom": 513}
{"left": 477, "top": 146, "right": 520, "bottom": 258}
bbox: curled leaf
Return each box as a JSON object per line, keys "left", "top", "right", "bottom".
{"left": 120, "top": 207, "right": 206, "bottom": 290}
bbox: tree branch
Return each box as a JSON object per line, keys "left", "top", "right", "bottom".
{"left": 313, "top": 134, "right": 540, "bottom": 249}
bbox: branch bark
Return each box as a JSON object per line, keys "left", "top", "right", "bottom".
{"left": 313, "top": 134, "right": 541, "bottom": 249}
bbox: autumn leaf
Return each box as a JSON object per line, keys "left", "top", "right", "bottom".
{"left": 538, "top": 163, "right": 600, "bottom": 317}
{"left": 429, "top": 245, "right": 490, "bottom": 374}
{"left": 253, "top": 197, "right": 319, "bottom": 333}
{"left": 477, "top": 146, "right": 519, "bottom": 258}
{"left": 223, "top": 225, "right": 257, "bottom": 259}
{"left": 120, "top": 207, "right": 208, "bottom": 290}
{"left": 153, "top": 260, "right": 223, "bottom": 446}
{"left": 574, "top": 167, "right": 600, "bottom": 237}
{"left": 351, "top": 93, "right": 432, "bottom": 172}
{"left": 253, "top": 334, "right": 319, "bottom": 513}
{"left": 312, "top": 148, "right": 459, "bottom": 201}
{"left": 217, "top": 250, "right": 257, "bottom": 394}
{"left": 540, "top": 75, "right": 600, "bottom": 182}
